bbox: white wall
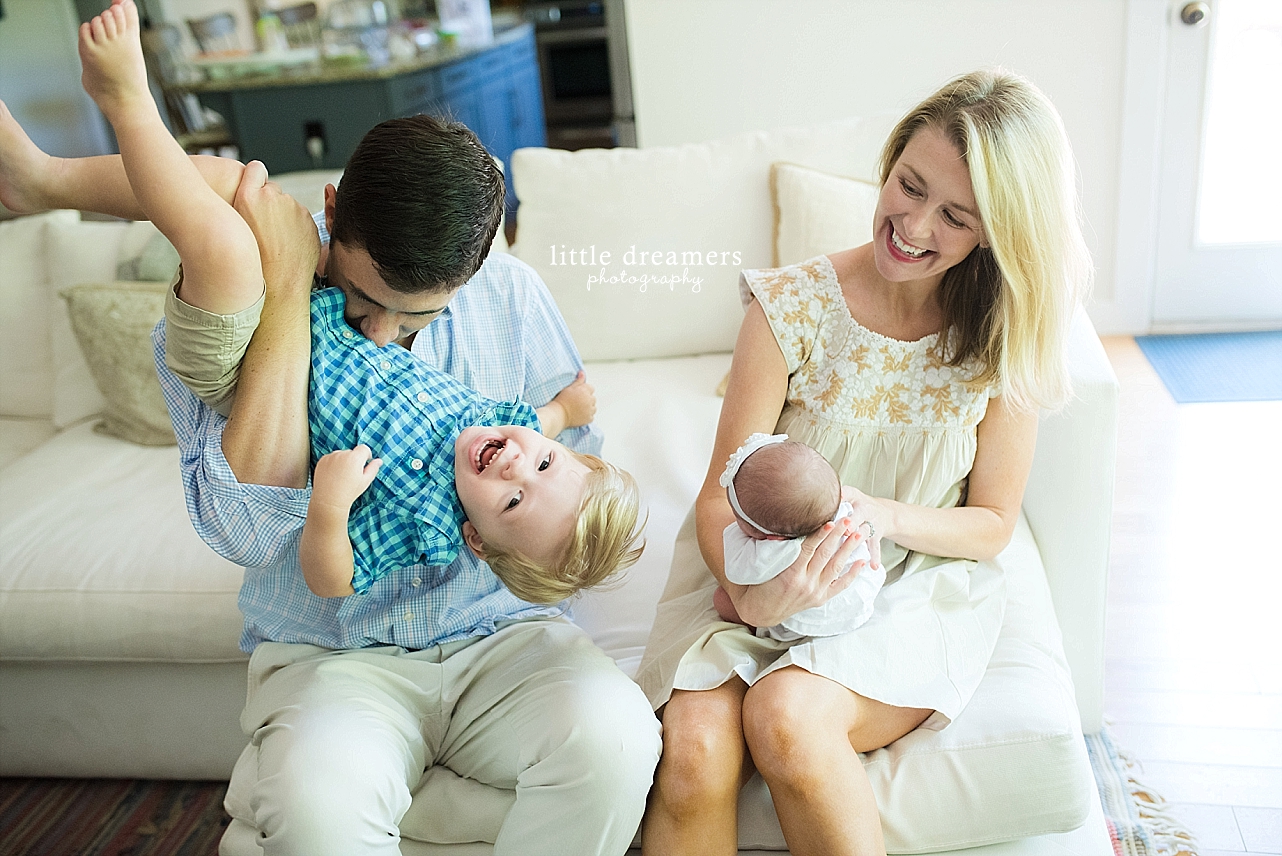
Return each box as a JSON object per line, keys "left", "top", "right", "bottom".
{"left": 0, "top": 0, "right": 110, "bottom": 164}
{"left": 623, "top": 0, "right": 1132, "bottom": 329}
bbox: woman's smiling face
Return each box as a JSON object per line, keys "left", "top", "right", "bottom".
{"left": 872, "top": 125, "right": 987, "bottom": 285}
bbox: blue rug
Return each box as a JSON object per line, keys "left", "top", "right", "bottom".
{"left": 1135, "top": 331, "right": 1282, "bottom": 403}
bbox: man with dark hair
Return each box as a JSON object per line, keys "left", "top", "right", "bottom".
{"left": 0, "top": 101, "right": 660, "bottom": 855}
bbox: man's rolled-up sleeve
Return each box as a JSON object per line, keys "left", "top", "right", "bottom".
{"left": 153, "top": 321, "right": 310, "bottom": 568}
{"left": 518, "top": 270, "right": 604, "bottom": 458}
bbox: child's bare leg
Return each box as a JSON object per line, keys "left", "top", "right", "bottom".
{"left": 0, "top": 101, "right": 243, "bottom": 218}
{"left": 78, "top": 0, "right": 260, "bottom": 315}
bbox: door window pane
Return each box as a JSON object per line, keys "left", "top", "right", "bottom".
{"left": 1197, "top": 0, "right": 1282, "bottom": 245}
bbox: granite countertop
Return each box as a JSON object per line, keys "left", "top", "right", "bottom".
{"left": 175, "top": 20, "right": 531, "bottom": 94}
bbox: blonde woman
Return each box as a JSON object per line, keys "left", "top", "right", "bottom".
{"left": 636, "top": 69, "right": 1092, "bottom": 855}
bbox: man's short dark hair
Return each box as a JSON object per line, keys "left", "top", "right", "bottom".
{"left": 331, "top": 114, "right": 505, "bottom": 295}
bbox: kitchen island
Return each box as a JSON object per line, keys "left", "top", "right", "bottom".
{"left": 178, "top": 22, "right": 544, "bottom": 215}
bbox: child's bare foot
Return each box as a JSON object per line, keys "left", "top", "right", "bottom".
{"left": 78, "top": 0, "right": 152, "bottom": 125}
{"left": 0, "top": 100, "right": 55, "bottom": 214}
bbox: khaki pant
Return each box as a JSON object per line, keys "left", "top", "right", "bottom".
{"left": 163, "top": 268, "right": 264, "bottom": 417}
{"left": 220, "top": 619, "right": 661, "bottom": 856}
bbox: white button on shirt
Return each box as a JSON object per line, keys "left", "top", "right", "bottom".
{"left": 410, "top": 458, "right": 423, "bottom": 470}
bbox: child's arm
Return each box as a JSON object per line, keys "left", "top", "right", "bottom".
{"left": 299, "top": 446, "right": 382, "bottom": 598}
{"left": 536, "top": 371, "right": 596, "bottom": 438}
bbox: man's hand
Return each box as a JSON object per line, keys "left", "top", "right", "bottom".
{"left": 536, "top": 371, "right": 596, "bottom": 438}
{"left": 233, "top": 160, "right": 319, "bottom": 300}
{"left": 220, "top": 161, "right": 314, "bottom": 488}
{"left": 553, "top": 371, "right": 596, "bottom": 428}
{"left": 312, "top": 445, "right": 381, "bottom": 513}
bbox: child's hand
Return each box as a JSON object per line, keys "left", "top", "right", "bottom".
{"left": 552, "top": 371, "right": 597, "bottom": 429}
{"left": 312, "top": 445, "right": 380, "bottom": 511}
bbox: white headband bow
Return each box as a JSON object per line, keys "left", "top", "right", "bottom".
{"left": 719, "top": 432, "right": 789, "bottom": 536}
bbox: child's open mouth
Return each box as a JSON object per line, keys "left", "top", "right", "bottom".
{"left": 476, "top": 439, "right": 505, "bottom": 473}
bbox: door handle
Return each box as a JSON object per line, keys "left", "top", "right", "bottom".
{"left": 1180, "top": 2, "right": 1209, "bottom": 26}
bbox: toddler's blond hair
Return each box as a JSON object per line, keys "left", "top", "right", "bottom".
{"left": 483, "top": 453, "right": 645, "bottom": 604}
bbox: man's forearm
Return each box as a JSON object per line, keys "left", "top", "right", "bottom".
{"left": 221, "top": 283, "right": 311, "bottom": 487}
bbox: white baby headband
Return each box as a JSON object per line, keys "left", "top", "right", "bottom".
{"left": 720, "top": 432, "right": 790, "bottom": 537}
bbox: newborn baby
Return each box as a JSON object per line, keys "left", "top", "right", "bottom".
{"left": 716, "top": 433, "right": 886, "bottom": 640}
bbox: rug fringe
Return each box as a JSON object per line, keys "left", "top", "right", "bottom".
{"left": 1112, "top": 738, "right": 1200, "bottom": 856}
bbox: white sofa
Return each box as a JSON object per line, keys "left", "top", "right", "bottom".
{"left": 0, "top": 119, "right": 1117, "bottom": 855}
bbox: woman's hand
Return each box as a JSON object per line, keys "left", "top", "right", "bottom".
{"left": 841, "top": 485, "right": 891, "bottom": 570}
{"left": 730, "top": 517, "right": 871, "bottom": 628}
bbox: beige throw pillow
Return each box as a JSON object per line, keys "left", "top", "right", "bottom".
{"left": 60, "top": 282, "right": 175, "bottom": 446}
{"left": 771, "top": 162, "right": 880, "bottom": 267}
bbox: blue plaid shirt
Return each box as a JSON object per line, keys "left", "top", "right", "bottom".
{"left": 154, "top": 231, "right": 600, "bottom": 652}
{"left": 308, "top": 287, "right": 539, "bottom": 594}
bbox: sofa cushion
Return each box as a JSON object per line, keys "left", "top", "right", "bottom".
{"left": 0, "top": 210, "right": 79, "bottom": 419}
{"left": 0, "top": 421, "right": 244, "bottom": 662}
{"left": 61, "top": 281, "right": 175, "bottom": 446}
{"left": 46, "top": 218, "right": 144, "bottom": 428}
{"left": 510, "top": 116, "right": 897, "bottom": 361}
{"left": 0, "top": 417, "right": 57, "bottom": 471}
{"left": 771, "top": 161, "right": 879, "bottom": 267}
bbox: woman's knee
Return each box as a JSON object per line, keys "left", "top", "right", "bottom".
{"left": 742, "top": 671, "right": 849, "bottom": 779}
{"left": 653, "top": 688, "right": 747, "bottom": 806}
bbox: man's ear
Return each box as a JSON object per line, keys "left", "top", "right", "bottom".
{"left": 462, "top": 521, "right": 488, "bottom": 561}
{"left": 323, "top": 184, "right": 337, "bottom": 237}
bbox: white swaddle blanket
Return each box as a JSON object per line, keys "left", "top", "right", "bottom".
{"left": 723, "top": 501, "right": 886, "bottom": 641}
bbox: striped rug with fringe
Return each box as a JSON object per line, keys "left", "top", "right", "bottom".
{"left": 0, "top": 778, "right": 228, "bottom": 856}
{"left": 1086, "top": 729, "right": 1199, "bottom": 856}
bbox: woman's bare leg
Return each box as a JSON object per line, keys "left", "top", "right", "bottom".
{"left": 641, "top": 680, "right": 753, "bottom": 856}
{"left": 743, "top": 666, "right": 932, "bottom": 856}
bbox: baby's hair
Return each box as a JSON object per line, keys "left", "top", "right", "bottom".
{"left": 483, "top": 453, "right": 646, "bottom": 604}
{"left": 734, "top": 441, "right": 840, "bottom": 538}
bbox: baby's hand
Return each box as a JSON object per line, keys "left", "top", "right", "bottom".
{"left": 551, "top": 371, "right": 596, "bottom": 429}
{"left": 312, "top": 445, "right": 380, "bottom": 511}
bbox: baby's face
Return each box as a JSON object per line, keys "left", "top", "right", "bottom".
{"left": 455, "top": 425, "right": 589, "bottom": 564}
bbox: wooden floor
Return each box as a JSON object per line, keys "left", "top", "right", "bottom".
{"left": 1101, "top": 337, "right": 1282, "bottom": 856}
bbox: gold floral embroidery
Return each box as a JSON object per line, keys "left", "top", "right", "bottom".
{"left": 752, "top": 259, "right": 993, "bottom": 430}
{"left": 816, "top": 371, "right": 843, "bottom": 409}
{"left": 882, "top": 351, "right": 913, "bottom": 374}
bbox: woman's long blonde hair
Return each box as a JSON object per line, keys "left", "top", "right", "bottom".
{"left": 878, "top": 69, "right": 1092, "bottom": 411}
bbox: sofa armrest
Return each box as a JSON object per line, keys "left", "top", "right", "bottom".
{"left": 1022, "top": 308, "right": 1118, "bottom": 733}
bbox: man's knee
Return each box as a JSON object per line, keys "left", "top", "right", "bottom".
{"left": 248, "top": 712, "right": 414, "bottom": 855}
{"left": 537, "top": 667, "right": 661, "bottom": 800}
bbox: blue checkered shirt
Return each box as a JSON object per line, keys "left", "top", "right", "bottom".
{"left": 154, "top": 221, "right": 600, "bottom": 652}
{"left": 308, "top": 286, "right": 539, "bottom": 594}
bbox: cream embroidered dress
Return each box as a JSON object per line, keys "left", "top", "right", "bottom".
{"left": 635, "top": 256, "right": 1007, "bottom": 724}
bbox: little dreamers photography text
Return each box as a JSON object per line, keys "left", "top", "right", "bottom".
{"left": 549, "top": 245, "right": 744, "bottom": 292}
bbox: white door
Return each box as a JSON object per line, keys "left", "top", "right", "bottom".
{"left": 1152, "top": 0, "right": 1282, "bottom": 330}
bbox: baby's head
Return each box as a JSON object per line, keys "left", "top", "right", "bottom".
{"left": 721, "top": 434, "right": 840, "bottom": 540}
{"left": 455, "top": 425, "right": 645, "bottom": 603}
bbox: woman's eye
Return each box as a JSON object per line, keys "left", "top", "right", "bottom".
{"left": 538, "top": 454, "right": 551, "bottom": 472}
{"left": 943, "top": 211, "right": 964, "bottom": 228}
{"left": 506, "top": 493, "right": 522, "bottom": 510}
{"left": 899, "top": 178, "right": 921, "bottom": 197}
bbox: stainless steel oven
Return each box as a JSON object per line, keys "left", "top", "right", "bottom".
{"left": 525, "top": 0, "right": 634, "bottom": 149}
